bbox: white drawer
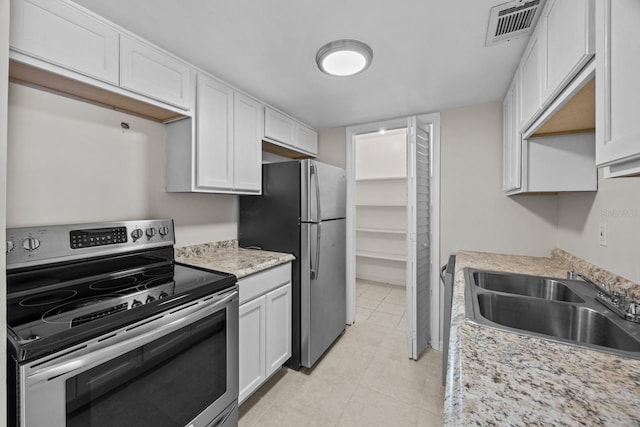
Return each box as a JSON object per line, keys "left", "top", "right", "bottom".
{"left": 239, "top": 262, "right": 291, "bottom": 305}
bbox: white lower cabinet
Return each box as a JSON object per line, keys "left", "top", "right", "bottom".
{"left": 238, "top": 263, "right": 292, "bottom": 404}
{"left": 265, "top": 283, "right": 292, "bottom": 377}
{"left": 238, "top": 295, "right": 266, "bottom": 402}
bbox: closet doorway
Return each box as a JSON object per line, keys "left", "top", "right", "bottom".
{"left": 354, "top": 128, "right": 408, "bottom": 287}
{"left": 346, "top": 114, "right": 440, "bottom": 360}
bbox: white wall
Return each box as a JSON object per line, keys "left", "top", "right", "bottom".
{"left": 316, "top": 127, "right": 347, "bottom": 168}
{"left": 355, "top": 130, "right": 406, "bottom": 179}
{"left": 7, "top": 84, "right": 238, "bottom": 247}
{"left": 557, "top": 170, "right": 640, "bottom": 282}
{"left": 439, "top": 101, "right": 559, "bottom": 265}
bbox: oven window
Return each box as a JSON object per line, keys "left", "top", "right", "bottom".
{"left": 65, "top": 310, "right": 227, "bottom": 427}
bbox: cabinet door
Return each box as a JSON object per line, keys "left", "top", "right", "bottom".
{"left": 239, "top": 296, "right": 266, "bottom": 404}
{"left": 503, "top": 73, "right": 521, "bottom": 192}
{"left": 519, "top": 27, "right": 544, "bottom": 129}
{"left": 543, "top": 0, "right": 594, "bottom": 102}
{"left": 120, "top": 35, "right": 191, "bottom": 110}
{"left": 296, "top": 124, "right": 318, "bottom": 156}
{"left": 265, "top": 283, "right": 292, "bottom": 377}
{"left": 196, "top": 74, "right": 234, "bottom": 190}
{"left": 595, "top": 0, "right": 640, "bottom": 170}
{"left": 233, "top": 93, "right": 263, "bottom": 193}
{"left": 10, "top": 0, "right": 119, "bottom": 84}
{"left": 264, "top": 107, "right": 296, "bottom": 146}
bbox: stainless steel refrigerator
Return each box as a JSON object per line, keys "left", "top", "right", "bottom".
{"left": 239, "top": 160, "right": 346, "bottom": 369}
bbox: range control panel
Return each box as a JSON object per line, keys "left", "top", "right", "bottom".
{"left": 70, "top": 227, "right": 128, "bottom": 249}
{"left": 6, "top": 219, "right": 175, "bottom": 270}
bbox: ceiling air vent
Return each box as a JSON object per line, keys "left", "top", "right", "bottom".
{"left": 485, "top": 0, "right": 544, "bottom": 46}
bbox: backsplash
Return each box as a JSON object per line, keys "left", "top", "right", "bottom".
{"left": 553, "top": 248, "right": 640, "bottom": 300}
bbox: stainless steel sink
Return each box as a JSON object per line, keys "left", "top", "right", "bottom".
{"left": 476, "top": 293, "right": 640, "bottom": 352}
{"left": 465, "top": 268, "right": 640, "bottom": 358}
{"left": 472, "top": 271, "right": 584, "bottom": 303}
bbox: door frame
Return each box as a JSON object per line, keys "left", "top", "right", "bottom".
{"left": 345, "top": 112, "right": 441, "bottom": 350}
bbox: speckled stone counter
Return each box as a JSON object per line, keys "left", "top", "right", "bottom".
{"left": 175, "top": 240, "right": 294, "bottom": 279}
{"left": 444, "top": 250, "right": 640, "bottom": 426}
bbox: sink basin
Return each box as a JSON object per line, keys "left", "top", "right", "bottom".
{"left": 464, "top": 268, "right": 640, "bottom": 358}
{"left": 472, "top": 271, "right": 584, "bottom": 303}
{"left": 477, "top": 293, "right": 640, "bottom": 352}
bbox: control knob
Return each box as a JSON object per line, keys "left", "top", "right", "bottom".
{"left": 131, "top": 229, "right": 143, "bottom": 241}
{"left": 131, "top": 299, "right": 143, "bottom": 308}
{"left": 145, "top": 295, "right": 156, "bottom": 304}
{"left": 146, "top": 227, "right": 157, "bottom": 238}
{"left": 22, "top": 237, "right": 41, "bottom": 251}
{"left": 6, "top": 240, "right": 14, "bottom": 253}
{"left": 158, "top": 291, "right": 169, "bottom": 300}
{"left": 158, "top": 225, "right": 170, "bottom": 237}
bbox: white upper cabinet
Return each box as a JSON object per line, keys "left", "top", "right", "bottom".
{"left": 295, "top": 124, "right": 319, "bottom": 156}
{"left": 264, "top": 107, "right": 318, "bottom": 157}
{"left": 120, "top": 35, "right": 191, "bottom": 110}
{"left": 503, "top": 72, "right": 522, "bottom": 193}
{"left": 504, "top": 0, "right": 597, "bottom": 195}
{"left": 10, "top": 0, "right": 119, "bottom": 84}
{"left": 233, "top": 92, "right": 263, "bottom": 192}
{"left": 9, "top": 0, "right": 191, "bottom": 120}
{"left": 196, "top": 74, "right": 234, "bottom": 190}
{"left": 542, "top": 0, "right": 594, "bottom": 103}
{"left": 519, "top": 26, "right": 543, "bottom": 128}
{"left": 166, "top": 73, "right": 263, "bottom": 195}
{"left": 595, "top": 0, "right": 640, "bottom": 177}
{"left": 519, "top": 0, "right": 595, "bottom": 130}
{"left": 265, "top": 107, "right": 296, "bottom": 145}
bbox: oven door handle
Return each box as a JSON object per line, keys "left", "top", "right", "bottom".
{"left": 27, "top": 289, "right": 237, "bottom": 385}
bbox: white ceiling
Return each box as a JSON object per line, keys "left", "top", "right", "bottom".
{"left": 72, "top": 0, "right": 530, "bottom": 129}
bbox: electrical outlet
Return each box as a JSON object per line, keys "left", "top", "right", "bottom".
{"left": 599, "top": 222, "right": 608, "bottom": 247}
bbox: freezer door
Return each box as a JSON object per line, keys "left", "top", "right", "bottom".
{"left": 300, "top": 219, "right": 346, "bottom": 367}
{"left": 301, "top": 160, "right": 347, "bottom": 222}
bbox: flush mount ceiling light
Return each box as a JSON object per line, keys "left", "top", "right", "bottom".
{"left": 316, "top": 39, "right": 373, "bottom": 77}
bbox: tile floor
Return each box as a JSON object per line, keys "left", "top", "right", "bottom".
{"left": 238, "top": 280, "right": 445, "bottom": 427}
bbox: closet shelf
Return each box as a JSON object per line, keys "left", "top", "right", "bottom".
{"left": 356, "top": 250, "right": 406, "bottom": 262}
{"left": 355, "top": 176, "right": 407, "bottom": 182}
{"left": 356, "top": 227, "right": 406, "bottom": 235}
{"left": 356, "top": 203, "right": 406, "bottom": 207}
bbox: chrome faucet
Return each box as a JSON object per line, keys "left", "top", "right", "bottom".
{"left": 567, "top": 271, "right": 610, "bottom": 295}
{"left": 568, "top": 270, "right": 640, "bottom": 324}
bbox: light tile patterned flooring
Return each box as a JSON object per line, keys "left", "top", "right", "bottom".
{"left": 238, "top": 280, "right": 445, "bottom": 427}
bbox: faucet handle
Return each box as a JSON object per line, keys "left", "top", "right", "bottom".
{"left": 567, "top": 271, "right": 577, "bottom": 280}
{"left": 627, "top": 301, "right": 640, "bottom": 316}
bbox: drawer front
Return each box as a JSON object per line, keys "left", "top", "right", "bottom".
{"left": 10, "top": 0, "right": 119, "bottom": 85}
{"left": 239, "top": 262, "right": 292, "bottom": 305}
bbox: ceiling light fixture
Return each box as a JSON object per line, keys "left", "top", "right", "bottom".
{"left": 316, "top": 39, "right": 373, "bottom": 77}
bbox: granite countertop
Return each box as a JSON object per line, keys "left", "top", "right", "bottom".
{"left": 175, "top": 240, "right": 294, "bottom": 279}
{"left": 444, "top": 250, "right": 640, "bottom": 426}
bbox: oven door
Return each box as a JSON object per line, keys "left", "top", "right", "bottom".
{"left": 19, "top": 287, "right": 239, "bottom": 427}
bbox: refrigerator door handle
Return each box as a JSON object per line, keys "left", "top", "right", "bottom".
{"left": 311, "top": 162, "right": 322, "bottom": 222}
{"left": 310, "top": 223, "right": 321, "bottom": 280}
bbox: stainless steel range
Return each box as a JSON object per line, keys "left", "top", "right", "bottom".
{"left": 6, "top": 219, "right": 239, "bottom": 427}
